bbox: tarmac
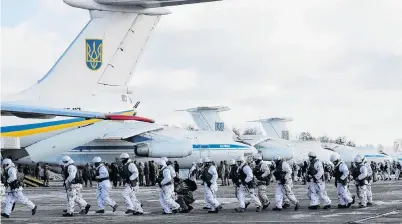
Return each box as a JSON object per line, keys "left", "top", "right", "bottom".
{"left": 1, "top": 179, "right": 402, "bottom": 224}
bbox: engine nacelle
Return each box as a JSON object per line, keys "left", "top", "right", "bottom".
{"left": 259, "top": 148, "right": 293, "bottom": 161}
{"left": 135, "top": 140, "right": 192, "bottom": 158}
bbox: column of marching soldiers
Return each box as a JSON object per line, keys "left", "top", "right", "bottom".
{"left": 1, "top": 153, "right": 402, "bottom": 218}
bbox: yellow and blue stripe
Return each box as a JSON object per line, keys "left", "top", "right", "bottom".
{"left": 0, "top": 110, "right": 135, "bottom": 137}
{"left": 71, "top": 144, "right": 250, "bottom": 151}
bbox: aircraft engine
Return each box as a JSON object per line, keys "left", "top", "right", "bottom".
{"left": 259, "top": 148, "right": 293, "bottom": 161}
{"left": 135, "top": 140, "right": 192, "bottom": 158}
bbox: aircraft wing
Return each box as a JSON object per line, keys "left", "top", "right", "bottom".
{"left": 1, "top": 102, "right": 154, "bottom": 123}
{"left": 94, "top": 0, "right": 222, "bottom": 8}
{"left": 102, "top": 123, "right": 163, "bottom": 139}
{"left": 25, "top": 121, "right": 161, "bottom": 162}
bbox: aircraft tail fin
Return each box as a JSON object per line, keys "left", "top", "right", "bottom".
{"left": 248, "top": 117, "right": 293, "bottom": 139}
{"left": 176, "top": 106, "right": 229, "bottom": 131}
{"left": 8, "top": 0, "right": 222, "bottom": 106}
{"left": 10, "top": 10, "right": 160, "bottom": 102}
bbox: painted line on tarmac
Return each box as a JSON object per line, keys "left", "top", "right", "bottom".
{"left": 345, "top": 210, "right": 399, "bottom": 224}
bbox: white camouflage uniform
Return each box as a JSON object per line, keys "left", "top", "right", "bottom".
{"left": 203, "top": 164, "right": 220, "bottom": 211}
{"left": 2, "top": 162, "right": 36, "bottom": 216}
{"left": 383, "top": 162, "right": 391, "bottom": 180}
{"left": 158, "top": 165, "right": 180, "bottom": 213}
{"left": 292, "top": 164, "right": 299, "bottom": 182}
{"left": 95, "top": 163, "right": 117, "bottom": 210}
{"left": 167, "top": 164, "right": 176, "bottom": 179}
{"left": 354, "top": 163, "right": 368, "bottom": 207}
{"left": 274, "top": 161, "right": 299, "bottom": 209}
{"left": 396, "top": 162, "right": 401, "bottom": 180}
{"left": 254, "top": 161, "right": 271, "bottom": 207}
{"left": 188, "top": 163, "right": 198, "bottom": 182}
{"left": 237, "top": 163, "right": 262, "bottom": 209}
{"left": 122, "top": 160, "right": 143, "bottom": 213}
{"left": 363, "top": 161, "right": 373, "bottom": 204}
{"left": 64, "top": 163, "right": 88, "bottom": 214}
{"left": 334, "top": 161, "right": 353, "bottom": 206}
{"left": 307, "top": 159, "right": 331, "bottom": 207}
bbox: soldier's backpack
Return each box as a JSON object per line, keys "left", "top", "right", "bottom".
{"left": 184, "top": 179, "right": 197, "bottom": 191}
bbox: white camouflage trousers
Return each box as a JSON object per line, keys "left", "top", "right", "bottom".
{"left": 3, "top": 188, "right": 35, "bottom": 215}
{"left": 66, "top": 184, "right": 87, "bottom": 213}
{"left": 356, "top": 184, "right": 367, "bottom": 206}
{"left": 123, "top": 184, "right": 143, "bottom": 212}
{"left": 97, "top": 180, "right": 116, "bottom": 210}
{"left": 379, "top": 171, "right": 385, "bottom": 180}
{"left": 257, "top": 184, "right": 270, "bottom": 206}
{"left": 382, "top": 170, "right": 390, "bottom": 180}
{"left": 204, "top": 184, "right": 220, "bottom": 211}
{"left": 395, "top": 169, "right": 400, "bottom": 180}
{"left": 307, "top": 181, "right": 331, "bottom": 206}
{"left": 275, "top": 182, "right": 298, "bottom": 209}
{"left": 366, "top": 181, "right": 372, "bottom": 204}
{"left": 159, "top": 184, "right": 180, "bottom": 213}
{"left": 237, "top": 184, "right": 262, "bottom": 209}
{"left": 335, "top": 183, "right": 353, "bottom": 206}
{"left": 292, "top": 171, "right": 298, "bottom": 182}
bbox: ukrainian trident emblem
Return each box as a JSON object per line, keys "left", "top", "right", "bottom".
{"left": 85, "top": 39, "right": 103, "bottom": 70}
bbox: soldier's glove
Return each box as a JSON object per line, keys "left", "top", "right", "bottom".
{"left": 312, "top": 176, "right": 318, "bottom": 183}
{"left": 158, "top": 182, "right": 162, "bottom": 188}
{"left": 246, "top": 181, "right": 254, "bottom": 189}
{"left": 206, "top": 182, "right": 212, "bottom": 188}
{"left": 235, "top": 181, "right": 241, "bottom": 187}
{"left": 279, "top": 179, "right": 286, "bottom": 185}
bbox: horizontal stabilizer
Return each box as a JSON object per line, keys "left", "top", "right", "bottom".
{"left": 247, "top": 117, "right": 293, "bottom": 123}
{"left": 176, "top": 106, "right": 230, "bottom": 112}
{"left": 94, "top": 0, "right": 222, "bottom": 8}
{"left": 1, "top": 102, "right": 154, "bottom": 123}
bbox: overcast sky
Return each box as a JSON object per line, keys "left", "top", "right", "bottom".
{"left": 1, "top": 0, "right": 401, "bottom": 146}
